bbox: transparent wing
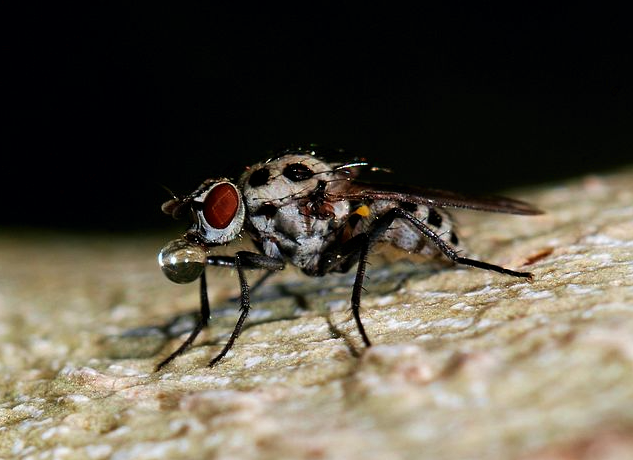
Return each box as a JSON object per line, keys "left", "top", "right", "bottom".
{"left": 329, "top": 181, "right": 543, "bottom": 215}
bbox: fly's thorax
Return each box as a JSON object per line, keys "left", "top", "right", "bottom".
{"left": 238, "top": 153, "right": 348, "bottom": 208}
{"left": 237, "top": 153, "right": 352, "bottom": 268}
{"left": 238, "top": 153, "right": 351, "bottom": 231}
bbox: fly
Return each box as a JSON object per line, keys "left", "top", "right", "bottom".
{"left": 156, "top": 148, "right": 543, "bottom": 370}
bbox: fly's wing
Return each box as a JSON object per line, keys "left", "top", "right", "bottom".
{"left": 329, "top": 181, "right": 543, "bottom": 215}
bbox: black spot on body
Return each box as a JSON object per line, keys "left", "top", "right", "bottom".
{"left": 427, "top": 208, "right": 443, "bottom": 227}
{"left": 349, "top": 200, "right": 364, "bottom": 209}
{"left": 312, "top": 180, "right": 327, "bottom": 195}
{"left": 399, "top": 201, "right": 418, "bottom": 213}
{"left": 248, "top": 168, "right": 270, "bottom": 187}
{"left": 347, "top": 212, "right": 363, "bottom": 228}
{"left": 254, "top": 203, "right": 278, "bottom": 219}
{"left": 283, "top": 163, "right": 314, "bottom": 181}
{"left": 450, "top": 232, "right": 459, "bottom": 245}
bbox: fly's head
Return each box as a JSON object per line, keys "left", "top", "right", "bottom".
{"left": 158, "top": 179, "right": 245, "bottom": 284}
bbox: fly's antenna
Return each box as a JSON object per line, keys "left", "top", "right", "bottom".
{"left": 160, "top": 178, "right": 231, "bottom": 219}
{"left": 159, "top": 184, "right": 178, "bottom": 201}
{"left": 159, "top": 183, "right": 196, "bottom": 220}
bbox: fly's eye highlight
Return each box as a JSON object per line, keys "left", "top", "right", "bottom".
{"left": 283, "top": 163, "right": 314, "bottom": 182}
{"left": 203, "top": 183, "right": 240, "bottom": 229}
{"left": 158, "top": 239, "right": 207, "bottom": 284}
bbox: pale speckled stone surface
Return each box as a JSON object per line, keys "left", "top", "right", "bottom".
{"left": 1, "top": 168, "right": 633, "bottom": 460}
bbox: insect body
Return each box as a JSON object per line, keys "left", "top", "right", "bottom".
{"left": 157, "top": 149, "right": 542, "bottom": 370}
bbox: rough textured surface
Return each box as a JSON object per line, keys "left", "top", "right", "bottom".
{"left": 1, "top": 168, "right": 633, "bottom": 460}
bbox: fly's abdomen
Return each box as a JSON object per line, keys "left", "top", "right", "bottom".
{"left": 364, "top": 201, "right": 461, "bottom": 256}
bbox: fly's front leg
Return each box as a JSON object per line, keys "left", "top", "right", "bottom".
{"left": 155, "top": 270, "right": 211, "bottom": 371}
{"left": 208, "top": 252, "right": 284, "bottom": 368}
{"left": 155, "top": 252, "right": 284, "bottom": 371}
{"left": 228, "top": 270, "right": 277, "bottom": 302}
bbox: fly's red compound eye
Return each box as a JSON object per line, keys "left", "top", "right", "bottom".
{"left": 203, "top": 183, "right": 240, "bottom": 229}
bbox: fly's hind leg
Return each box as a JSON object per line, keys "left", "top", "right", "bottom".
{"left": 382, "top": 207, "right": 534, "bottom": 279}
{"left": 317, "top": 207, "right": 533, "bottom": 349}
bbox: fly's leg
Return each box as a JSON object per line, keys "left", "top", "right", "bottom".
{"left": 229, "top": 270, "right": 277, "bottom": 302}
{"left": 381, "top": 207, "right": 534, "bottom": 278}
{"left": 209, "top": 255, "right": 277, "bottom": 300}
{"left": 318, "top": 205, "right": 432, "bottom": 346}
{"left": 155, "top": 270, "right": 210, "bottom": 371}
{"left": 318, "top": 207, "right": 533, "bottom": 348}
{"left": 350, "top": 235, "right": 372, "bottom": 347}
{"left": 207, "top": 252, "right": 284, "bottom": 368}
{"left": 347, "top": 207, "right": 533, "bottom": 278}
{"left": 316, "top": 233, "right": 373, "bottom": 346}
{"left": 318, "top": 213, "right": 406, "bottom": 346}
{"left": 155, "top": 252, "right": 284, "bottom": 371}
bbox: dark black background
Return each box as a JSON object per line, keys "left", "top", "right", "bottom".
{"left": 4, "top": 4, "right": 632, "bottom": 232}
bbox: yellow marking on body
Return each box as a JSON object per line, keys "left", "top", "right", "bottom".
{"left": 354, "top": 205, "right": 371, "bottom": 217}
